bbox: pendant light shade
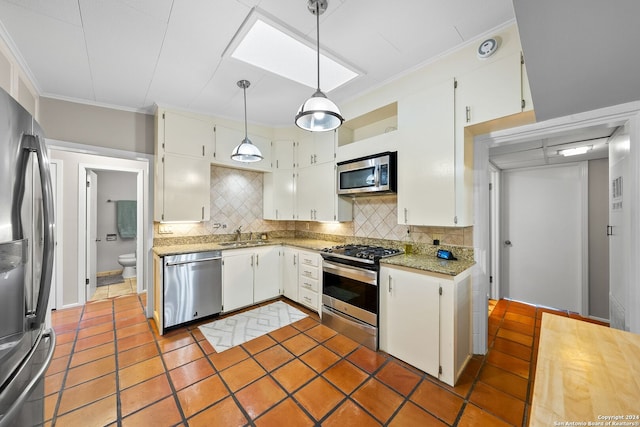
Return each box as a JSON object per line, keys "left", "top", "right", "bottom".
{"left": 232, "top": 79, "right": 263, "bottom": 163}
{"left": 295, "top": 0, "right": 344, "bottom": 132}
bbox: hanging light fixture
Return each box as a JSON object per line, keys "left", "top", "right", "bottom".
{"left": 295, "top": 0, "right": 344, "bottom": 132}
{"left": 231, "top": 79, "right": 263, "bottom": 163}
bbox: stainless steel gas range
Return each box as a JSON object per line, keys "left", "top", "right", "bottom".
{"left": 320, "top": 244, "right": 402, "bottom": 350}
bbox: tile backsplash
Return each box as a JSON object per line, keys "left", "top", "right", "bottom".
{"left": 154, "top": 167, "right": 472, "bottom": 248}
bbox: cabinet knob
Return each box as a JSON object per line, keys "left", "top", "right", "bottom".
{"left": 504, "top": 240, "right": 512, "bottom": 246}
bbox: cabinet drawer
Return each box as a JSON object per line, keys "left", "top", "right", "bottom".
{"left": 299, "top": 252, "right": 319, "bottom": 267}
{"left": 299, "top": 265, "right": 319, "bottom": 280}
{"left": 299, "top": 287, "right": 318, "bottom": 311}
{"left": 299, "top": 276, "right": 319, "bottom": 293}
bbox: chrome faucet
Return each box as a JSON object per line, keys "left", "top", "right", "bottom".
{"left": 235, "top": 225, "right": 242, "bottom": 241}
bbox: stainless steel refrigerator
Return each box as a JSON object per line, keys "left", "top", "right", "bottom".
{"left": 0, "top": 87, "right": 56, "bottom": 426}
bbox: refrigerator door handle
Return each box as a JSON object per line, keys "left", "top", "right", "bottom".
{"left": 21, "top": 134, "right": 55, "bottom": 328}
{"left": 0, "top": 330, "right": 56, "bottom": 427}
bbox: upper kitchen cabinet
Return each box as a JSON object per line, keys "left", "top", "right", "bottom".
{"left": 397, "top": 78, "right": 469, "bottom": 227}
{"left": 336, "top": 103, "right": 399, "bottom": 162}
{"left": 154, "top": 110, "right": 211, "bottom": 222}
{"left": 456, "top": 51, "right": 530, "bottom": 126}
{"left": 155, "top": 153, "right": 210, "bottom": 222}
{"left": 159, "top": 109, "right": 215, "bottom": 158}
{"left": 296, "top": 162, "right": 351, "bottom": 222}
{"left": 296, "top": 130, "right": 336, "bottom": 167}
{"left": 271, "top": 140, "right": 296, "bottom": 170}
{"left": 213, "top": 124, "right": 272, "bottom": 172}
{"left": 263, "top": 170, "right": 296, "bottom": 220}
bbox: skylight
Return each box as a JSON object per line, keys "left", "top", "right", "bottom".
{"left": 230, "top": 18, "right": 358, "bottom": 92}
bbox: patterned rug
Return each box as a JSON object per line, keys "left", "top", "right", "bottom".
{"left": 198, "top": 301, "right": 308, "bottom": 353}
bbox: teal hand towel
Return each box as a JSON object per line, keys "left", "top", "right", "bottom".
{"left": 116, "top": 200, "right": 137, "bottom": 239}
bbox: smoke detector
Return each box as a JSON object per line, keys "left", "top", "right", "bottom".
{"left": 477, "top": 38, "right": 498, "bottom": 59}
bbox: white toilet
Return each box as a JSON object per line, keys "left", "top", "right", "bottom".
{"left": 118, "top": 253, "right": 136, "bottom": 279}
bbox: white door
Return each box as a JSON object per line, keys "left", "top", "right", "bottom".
{"left": 86, "top": 170, "right": 98, "bottom": 301}
{"left": 501, "top": 163, "right": 586, "bottom": 313}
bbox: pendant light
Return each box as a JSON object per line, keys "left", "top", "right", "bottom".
{"left": 295, "top": 0, "right": 344, "bottom": 132}
{"left": 231, "top": 79, "right": 263, "bottom": 163}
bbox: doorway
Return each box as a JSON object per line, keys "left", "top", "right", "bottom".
{"left": 85, "top": 169, "right": 139, "bottom": 301}
{"left": 79, "top": 163, "right": 145, "bottom": 304}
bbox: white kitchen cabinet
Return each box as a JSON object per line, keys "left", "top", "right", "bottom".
{"left": 263, "top": 170, "right": 296, "bottom": 220}
{"left": 379, "top": 266, "right": 440, "bottom": 378}
{"left": 222, "top": 251, "right": 255, "bottom": 313}
{"left": 297, "top": 250, "right": 322, "bottom": 314}
{"left": 213, "top": 124, "right": 272, "bottom": 172}
{"left": 456, "top": 51, "right": 524, "bottom": 126}
{"left": 222, "top": 246, "right": 280, "bottom": 313}
{"left": 397, "top": 78, "right": 466, "bottom": 227}
{"left": 154, "top": 153, "right": 210, "bottom": 222}
{"left": 272, "top": 139, "right": 296, "bottom": 170}
{"left": 297, "top": 130, "right": 336, "bottom": 167}
{"left": 160, "top": 109, "right": 215, "bottom": 158}
{"left": 296, "top": 162, "right": 351, "bottom": 222}
{"left": 253, "top": 246, "right": 280, "bottom": 303}
{"left": 281, "top": 247, "right": 298, "bottom": 301}
{"left": 379, "top": 264, "right": 472, "bottom": 386}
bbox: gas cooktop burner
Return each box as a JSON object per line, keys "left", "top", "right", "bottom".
{"left": 321, "top": 244, "right": 403, "bottom": 263}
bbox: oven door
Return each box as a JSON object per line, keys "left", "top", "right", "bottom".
{"left": 322, "top": 260, "right": 378, "bottom": 326}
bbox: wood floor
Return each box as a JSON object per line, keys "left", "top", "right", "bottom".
{"left": 45, "top": 296, "right": 607, "bottom": 426}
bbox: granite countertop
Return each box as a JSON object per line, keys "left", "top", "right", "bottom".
{"left": 153, "top": 238, "right": 474, "bottom": 276}
{"left": 152, "top": 238, "right": 337, "bottom": 257}
{"left": 380, "top": 253, "right": 475, "bottom": 276}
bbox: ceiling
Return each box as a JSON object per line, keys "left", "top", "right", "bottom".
{"left": 513, "top": 0, "right": 640, "bottom": 122}
{"left": 489, "top": 123, "right": 616, "bottom": 170}
{"left": 0, "top": 0, "right": 516, "bottom": 127}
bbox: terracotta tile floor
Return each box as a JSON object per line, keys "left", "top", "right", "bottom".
{"left": 46, "top": 296, "right": 607, "bottom": 426}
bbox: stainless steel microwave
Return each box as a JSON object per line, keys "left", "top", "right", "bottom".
{"left": 337, "top": 152, "right": 397, "bottom": 196}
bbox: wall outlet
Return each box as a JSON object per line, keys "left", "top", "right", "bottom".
{"left": 158, "top": 224, "right": 173, "bottom": 234}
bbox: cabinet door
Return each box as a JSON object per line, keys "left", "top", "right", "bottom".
{"left": 456, "top": 51, "right": 522, "bottom": 126}
{"left": 163, "top": 110, "right": 214, "bottom": 158}
{"left": 253, "top": 247, "right": 280, "bottom": 302}
{"left": 296, "top": 163, "right": 336, "bottom": 221}
{"left": 222, "top": 251, "right": 254, "bottom": 312}
{"left": 397, "top": 79, "right": 456, "bottom": 226}
{"left": 160, "top": 154, "right": 210, "bottom": 222}
{"left": 297, "top": 131, "right": 335, "bottom": 167}
{"left": 272, "top": 140, "right": 295, "bottom": 170}
{"left": 263, "top": 170, "right": 295, "bottom": 220}
{"left": 213, "top": 125, "right": 272, "bottom": 171}
{"left": 282, "top": 248, "right": 298, "bottom": 301}
{"left": 379, "top": 267, "right": 440, "bottom": 378}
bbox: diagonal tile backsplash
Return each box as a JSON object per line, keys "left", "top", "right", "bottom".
{"left": 154, "top": 166, "right": 472, "bottom": 248}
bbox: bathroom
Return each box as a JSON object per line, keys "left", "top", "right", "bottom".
{"left": 91, "top": 169, "right": 138, "bottom": 300}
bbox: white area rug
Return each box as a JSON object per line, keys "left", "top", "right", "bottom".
{"left": 198, "top": 301, "right": 308, "bottom": 353}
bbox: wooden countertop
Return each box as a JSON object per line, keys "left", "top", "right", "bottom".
{"left": 530, "top": 313, "right": 640, "bottom": 426}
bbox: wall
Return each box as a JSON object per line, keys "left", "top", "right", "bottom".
{"left": 0, "top": 33, "right": 39, "bottom": 117}
{"left": 588, "top": 158, "right": 609, "bottom": 319}
{"left": 157, "top": 170, "right": 473, "bottom": 248}
{"left": 154, "top": 166, "right": 293, "bottom": 240}
{"left": 39, "top": 98, "right": 155, "bottom": 154}
{"left": 95, "top": 170, "right": 137, "bottom": 273}
{"left": 49, "top": 146, "right": 150, "bottom": 307}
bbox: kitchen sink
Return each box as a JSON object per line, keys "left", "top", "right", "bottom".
{"left": 218, "top": 240, "right": 266, "bottom": 247}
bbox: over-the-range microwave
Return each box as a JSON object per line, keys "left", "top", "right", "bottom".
{"left": 336, "top": 151, "right": 397, "bottom": 196}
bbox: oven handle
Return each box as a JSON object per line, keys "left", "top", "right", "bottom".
{"left": 322, "top": 260, "right": 377, "bottom": 286}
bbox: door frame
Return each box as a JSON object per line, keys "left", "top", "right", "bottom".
{"left": 77, "top": 163, "right": 145, "bottom": 304}
{"left": 49, "top": 159, "right": 64, "bottom": 311}
{"left": 473, "top": 101, "right": 640, "bottom": 354}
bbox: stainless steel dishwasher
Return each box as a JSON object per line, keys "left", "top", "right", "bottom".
{"left": 163, "top": 250, "right": 222, "bottom": 329}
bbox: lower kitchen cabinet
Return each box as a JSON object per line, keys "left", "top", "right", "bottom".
{"left": 281, "top": 247, "right": 298, "bottom": 301}
{"left": 253, "top": 246, "right": 280, "bottom": 302}
{"left": 297, "top": 250, "right": 322, "bottom": 313}
{"left": 221, "top": 246, "right": 280, "bottom": 313}
{"left": 379, "top": 264, "right": 472, "bottom": 386}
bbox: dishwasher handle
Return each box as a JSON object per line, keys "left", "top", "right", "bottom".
{"left": 165, "top": 256, "right": 221, "bottom": 267}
